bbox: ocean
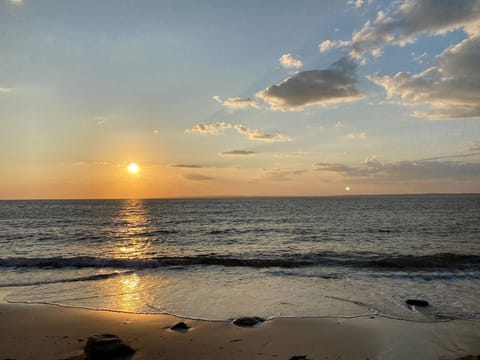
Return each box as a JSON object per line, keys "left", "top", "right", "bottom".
{"left": 1, "top": 195, "right": 479, "bottom": 322}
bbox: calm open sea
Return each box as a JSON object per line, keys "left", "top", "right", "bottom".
{"left": 0, "top": 195, "right": 479, "bottom": 321}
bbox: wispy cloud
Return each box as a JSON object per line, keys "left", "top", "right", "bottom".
{"left": 0, "top": 87, "right": 14, "bottom": 94}
{"left": 279, "top": 53, "right": 304, "bottom": 69}
{"left": 185, "top": 122, "right": 232, "bottom": 135}
{"left": 347, "top": 0, "right": 372, "bottom": 8}
{"left": 186, "top": 122, "right": 291, "bottom": 142}
{"left": 6, "top": 0, "right": 23, "bottom": 5}
{"left": 466, "top": 140, "right": 480, "bottom": 152}
{"left": 220, "top": 150, "right": 256, "bottom": 156}
{"left": 273, "top": 152, "right": 309, "bottom": 159}
{"left": 316, "top": 156, "right": 480, "bottom": 180}
{"left": 419, "top": 141, "right": 480, "bottom": 161}
{"left": 213, "top": 96, "right": 260, "bottom": 110}
{"left": 257, "top": 168, "right": 310, "bottom": 182}
{"left": 171, "top": 164, "right": 204, "bottom": 168}
{"left": 233, "top": 124, "right": 291, "bottom": 142}
{"left": 183, "top": 173, "right": 214, "bottom": 181}
{"left": 257, "top": 56, "right": 362, "bottom": 111}
{"left": 345, "top": 132, "right": 367, "bottom": 140}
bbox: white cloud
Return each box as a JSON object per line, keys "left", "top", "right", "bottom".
{"left": 347, "top": 0, "right": 372, "bottom": 8}
{"left": 185, "top": 122, "right": 232, "bottom": 135}
{"left": 234, "top": 124, "right": 291, "bottom": 142}
{"left": 345, "top": 132, "right": 367, "bottom": 139}
{"left": 257, "top": 56, "right": 362, "bottom": 111}
{"left": 212, "top": 96, "right": 259, "bottom": 110}
{"left": 6, "top": 0, "right": 22, "bottom": 5}
{"left": 224, "top": 97, "right": 259, "bottom": 110}
{"left": 370, "top": 35, "right": 480, "bottom": 119}
{"left": 279, "top": 53, "right": 304, "bottom": 69}
{"left": 319, "top": 40, "right": 350, "bottom": 53}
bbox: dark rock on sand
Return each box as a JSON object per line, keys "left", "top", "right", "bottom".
{"left": 170, "top": 321, "right": 189, "bottom": 331}
{"left": 84, "top": 334, "right": 135, "bottom": 359}
{"left": 232, "top": 316, "right": 265, "bottom": 327}
{"left": 456, "top": 356, "right": 480, "bottom": 360}
{"left": 289, "top": 356, "right": 309, "bottom": 360}
{"left": 405, "top": 299, "right": 429, "bottom": 307}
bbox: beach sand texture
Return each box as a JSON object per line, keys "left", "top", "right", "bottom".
{"left": 0, "top": 303, "right": 479, "bottom": 360}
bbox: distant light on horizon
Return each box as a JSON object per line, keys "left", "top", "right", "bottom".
{"left": 345, "top": 186, "right": 351, "bottom": 192}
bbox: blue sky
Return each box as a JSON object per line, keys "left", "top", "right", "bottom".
{"left": 1, "top": 0, "right": 479, "bottom": 198}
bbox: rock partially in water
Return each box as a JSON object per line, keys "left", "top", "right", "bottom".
{"left": 84, "top": 334, "right": 135, "bottom": 359}
{"left": 232, "top": 316, "right": 265, "bottom": 327}
{"left": 170, "top": 321, "right": 189, "bottom": 331}
{"left": 405, "top": 299, "right": 429, "bottom": 307}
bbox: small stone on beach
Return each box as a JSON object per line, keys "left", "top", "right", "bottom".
{"left": 170, "top": 321, "right": 189, "bottom": 331}
{"left": 405, "top": 299, "right": 429, "bottom": 307}
{"left": 232, "top": 316, "right": 265, "bottom": 327}
{"left": 289, "top": 356, "right": 309, "bottom": 360}
{"left": 84, "top": 334, "right": 135, "bottom": 359}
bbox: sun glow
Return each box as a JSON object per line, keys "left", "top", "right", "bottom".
{"left": 127, "top": 163, "right": 140, "bottom": 175}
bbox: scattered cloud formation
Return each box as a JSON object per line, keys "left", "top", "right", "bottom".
{"left": 316, "top": 156, "right": 480, "bottom": 180}
{"left": 186, "top": 122, "right": 291, "bottom": 142}
{"left": 233, "top": 124, "right": 291, "bottom": 142}
{"left": 370, "top": 35, "right": 480, "bottom": 119}
{"left": 256, "top": 56, "right": 362, "bottom": 111}
{"left": 350, "top": 0, "right": 480, "bottom": 58}
{"left": 219, "top": 150, "right": 256, "bottom": 156}
{"left": 213, "top": 96, "right": 259, "bottom": 110}
{"left": 171, "top": 164, "right": 204, "bottom": 168}
{"left": 279, "top": 53, "right": 304, "bottom": 69}
{"left": 183, "top": 173, "right": 214, "bottom": 181}
{"left": 346, "top": 132, "right": 367, "bottom": 140}
{"left": 185, "top": 122, "right": 231, "bottom": 135}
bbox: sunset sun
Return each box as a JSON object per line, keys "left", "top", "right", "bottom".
{"left": 127, "top": 163, "right": 140, "bottom": 175}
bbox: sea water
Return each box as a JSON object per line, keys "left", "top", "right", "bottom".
{"left": 0, "top": 195, "right": 479, "bottom": 321}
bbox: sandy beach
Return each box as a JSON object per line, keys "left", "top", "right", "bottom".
{"left": 0, "top": 303, "right": 478, "bottom": 360}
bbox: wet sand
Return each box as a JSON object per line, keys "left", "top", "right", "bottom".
{"left": 0, "top": 303, "right": 479, "bottom": 359}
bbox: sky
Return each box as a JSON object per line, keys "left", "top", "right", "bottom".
{"left": 1, "top": 0, "right": 480, "bottom": 199}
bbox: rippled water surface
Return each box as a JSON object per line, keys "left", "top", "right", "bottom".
{"left": 1, "top": 195, "right": 479, "bottom": 321}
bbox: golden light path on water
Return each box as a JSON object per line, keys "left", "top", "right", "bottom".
{"left": 109, "top": 199, "right": 163, "bottom": 312}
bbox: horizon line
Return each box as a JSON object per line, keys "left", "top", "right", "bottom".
{"left": 1, "top": 192, "right": 479, "bottom": 201}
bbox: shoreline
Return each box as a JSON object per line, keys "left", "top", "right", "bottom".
{"left": 1, "top": 303, "right": 479, "bottom": 360}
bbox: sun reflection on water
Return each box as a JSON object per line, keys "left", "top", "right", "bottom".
{"left": 113, "top": 199, "right": 152, "bottom": 259}
{"left": 110, "top": 200, "right": 155, "bottom": 312}
{"left": 117, "top": 273, "right": 142, "bottom": 312}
